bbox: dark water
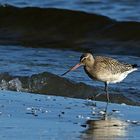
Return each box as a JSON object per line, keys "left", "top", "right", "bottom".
{"left": 0, "top": 0, "right": 140, "bottom": 21}
{"left": 0, "top": 5, "right": 140, "bottom": 56}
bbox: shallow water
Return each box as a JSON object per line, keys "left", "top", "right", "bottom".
{"left": 0, "top": 45, "right": 139, "bottom": 104}
{"left": 0, "top": 0, "right": 140, "bottom": 21}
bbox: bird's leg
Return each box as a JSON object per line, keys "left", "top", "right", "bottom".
{"left": 104, "top": 82, "right": 110, "bottom": 103}
{"left": 103, "top": 102, "right": 109, "bottom": 120}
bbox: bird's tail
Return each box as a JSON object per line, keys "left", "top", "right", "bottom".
{"left": 132, "top": 64, "right": 138, "bottom": 68}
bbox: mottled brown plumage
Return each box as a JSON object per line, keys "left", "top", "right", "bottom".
{"left": 62, "top": 53, "right": 138, "bottom": 102}
{"left": 81, "top": 54, "right": 137, "bottom": 83}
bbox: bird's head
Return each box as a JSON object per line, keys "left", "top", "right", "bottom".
{"left": 80, "top": 53, "right": 94, "bottom": 66}
{"left": 62, "top": 53, "right": 94, "bottom": 76}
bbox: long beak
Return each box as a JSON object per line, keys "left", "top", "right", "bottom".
{"left": 61, "top": 63, "right": 82, "bottom": 76}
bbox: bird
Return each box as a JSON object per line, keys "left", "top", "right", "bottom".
{"left": 62, "top": 53, "right": 138, "bottom": 102}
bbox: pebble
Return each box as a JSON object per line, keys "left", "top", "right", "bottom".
{"left": 132, "top": 121, "right": 139, "bottom": 124}
{"left": 47, "top": 96, "right": 51, "bottom": 100}
{"left": 81, "top": 124, "right": 87, "bottom": 128}
{"left": 99, "top": 110, "right": 106, "bottom": 115}
{"left": 126, "top": 120, "right": 131, "bottom": 123}
{"left": 126, "top": 120, "right": 139, "bottom": 125}
{"left": 92, "top": 111, "right": 96, "bottom": 115}
{"left": 26, "top": 107, "right": 32, "bottom": 111}
{"left": 121, "top": 103, "right": 126, "bottom": 106}
{"left": 92, "top": 107, "right": 96, "bottom": 110}
{"left": 86, "top": 117, "right": 90, "bottom": 120}
{"left": 112, "top": 109, "right": 120, "bottom": 113}
{"left": 77, "top": 115, "right": 84, "bottom": 119}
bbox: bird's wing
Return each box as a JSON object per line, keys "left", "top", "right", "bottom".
{"left": 95, "top": 56, "right": 134, "bottom": 74}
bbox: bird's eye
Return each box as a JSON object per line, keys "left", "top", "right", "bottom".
{"left": 81, "top": 57, "right": 86, "bottom": 62}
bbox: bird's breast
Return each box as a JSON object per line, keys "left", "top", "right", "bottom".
{"left": 84, "top": 66, "right": 98, "bottom": 81}
{"left": 84, "top": 65, "right": 126, "bottom": 83}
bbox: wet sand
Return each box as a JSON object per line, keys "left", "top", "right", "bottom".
{"left": 0, "top": 90, "right": 140, "bottom": 140}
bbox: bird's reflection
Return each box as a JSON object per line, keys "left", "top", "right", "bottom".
{"left": 82, "top": 103, "right": 128, "bottom": 140}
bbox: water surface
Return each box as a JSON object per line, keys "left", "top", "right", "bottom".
{"left": 0, "top": 45, "right": 139, "bottom": 105}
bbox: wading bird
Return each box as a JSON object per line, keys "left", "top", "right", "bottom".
{"left": 62, "top": 53, "right": 137, "bottom": 102}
